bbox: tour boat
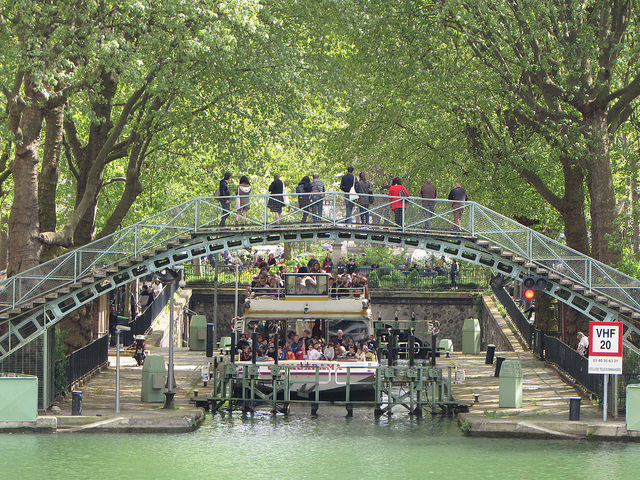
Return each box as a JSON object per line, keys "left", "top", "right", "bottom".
{"left": 235, "top": 272, "right": 377, "bottom": 400}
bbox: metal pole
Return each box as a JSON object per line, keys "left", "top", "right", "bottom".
{"left": 234, "top": 262, "right": 239, "bottom": 319}
{"left": 116, "top": 329, "right": 121, "bottom": 413}
{"left": 167, "top": 292, "right": 175, "bottom": 393}
{"left": 603, "top": 374, "right": 608, "bottom": 422}
{"left": 213, "top": 254, "right": 219, "bottom": 350}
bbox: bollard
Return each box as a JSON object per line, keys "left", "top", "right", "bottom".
{"left": 485, "top": 344, "right": 496, "bottom": 365}
{"left": 474, "top": 394, "right": 479, "bottom": 404}
{"left": 194, "top": 389, "right": 199, "bottom": 397}
{"left": 72, "top": 391, "right": 83, "bottom": 415}
{"left": 494, "top": 356, "right": 506, "bottom": 377}
{"left": 569, "top": 397, "right": 581, "bottom": 421}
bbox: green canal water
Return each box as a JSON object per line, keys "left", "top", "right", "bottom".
{"left": 2, "top": 412, "right": 640, "bottom": 479}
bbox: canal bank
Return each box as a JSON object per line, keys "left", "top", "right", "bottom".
{"left": 3, "top": 292, "right": 639, "bottom": 440}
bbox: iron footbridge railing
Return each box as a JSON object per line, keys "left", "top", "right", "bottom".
{"left": 2, "top": 193, "right": 640, "bottom": 361}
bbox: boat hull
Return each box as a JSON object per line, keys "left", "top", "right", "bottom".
{"left": 235, "top": 360, "right": 378, "bottom": 401}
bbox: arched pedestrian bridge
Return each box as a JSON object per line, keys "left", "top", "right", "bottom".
{"left": 2, "top": 193, "right": 640, "bottom": 363}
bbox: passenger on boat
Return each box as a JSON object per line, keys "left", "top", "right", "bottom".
{"left": 237, "top": 333, "right": 250, "bottom": 351}
{"left": 345, "top": 345, "right": 357, "bottom": 359}
{"left": 365, "top": 335, "right": 377, "bottom": 354}
{"left": 290, "top": 334, "right": 304, "bottom": 355}
{"left": 363, "top": 345, "right": 375, "bottom": 362}
{"left": 256, "top": 346, "right": 273, "bottom": 362}
{"left": 239, "top": 345, "right": 252, "bottom": 361}
{"left": 302, "top": 330, "right": 313, "bottom": 349}
{"left": 356, "top": 346, "right": 366, "bottom": 361}
{"left": 285, "top": 348, "right": 296, "bottom": 360}
{"left": 324, "top": 343, "right": 335, "bottom": 360}
{"left": 332, "top": 329, "right": 345, "bottom": 347}
{"left": 335, "top": 345, "right": 347, "bottom": 359}
{"left": 308, "top": 344, "right": 325, "bottom": 360}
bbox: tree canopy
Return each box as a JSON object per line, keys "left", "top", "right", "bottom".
{"left": 1, "top": 0, "right": 640, "bottom": 276}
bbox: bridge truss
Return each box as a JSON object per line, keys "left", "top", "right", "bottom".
{"left": 2, "top": 193, "right": 640, "bottom": 363}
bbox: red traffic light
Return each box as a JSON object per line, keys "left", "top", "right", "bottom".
{"left": 523, "top": 288, "right": 536, "bottom": 300}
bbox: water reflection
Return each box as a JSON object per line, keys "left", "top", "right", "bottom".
{"left": 2, "top": 410, "right": 640, "bottom": 479}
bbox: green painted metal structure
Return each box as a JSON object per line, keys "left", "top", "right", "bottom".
{"left": 2, "top": 193, "right": 640, "bottom": 406}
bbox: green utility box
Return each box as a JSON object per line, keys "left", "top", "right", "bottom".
{"left": 439, "top": 339, "right": 454, "bottom": 352}
{"left": 499, "top": 360, "right": 523, "bottom": 408}
{"left": 626, "top": 384, "right": 640, "bottom": 431}
{"left": 462, "top": 318, "right": 481, "bottom": 354}
{"left": 0, "top": 374, "right": 38, "bottom": 422}
{"left": 189, "top": 315, "right": 207, "bottom": 351}
{"left": 141, "top": 355, "right": 166, "bottom": 402}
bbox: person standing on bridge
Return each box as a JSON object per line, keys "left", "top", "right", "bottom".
{"left": 268, "top": 173, "right": 285, "bottom": 224}
{"left": 447, "top": 182, "right": 468, "bottom": 232}
{"left": 420, "top": 178, "right": 437, "bottom": 230}
{"left": 218, "top": 172, "right": 232, "bottom": 227}
{"left": 296, "top": 175, "right": 312, "bottom": 223}
{"left": 340, "top": 166, "right": 359, "bottom": 224}
{"left": 310, "top": 173, "right": 325, "bottom": 223}
{"left": 356, "top": 171, "right": 373, "bottom": 225}
{"left": 235, "top": 175, "right": 252, "bottom": 226}
{"left": 388, "top": 177, "right": 409, "bottom": 228}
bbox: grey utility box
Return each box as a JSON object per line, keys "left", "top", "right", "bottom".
{"left": 141, "top": 355, "right": 166, "bottom": 402}
{"left": 626, "top": 384, "right": 640, "bottom": 431}
{"left": 462, "top": 318, "right": 481, "bottom": 354}
{"left": 189, "top": 315, "right": 207, "bottom": 351}
{"left": 499, "top": 360, "right": 523, "bottom": 408}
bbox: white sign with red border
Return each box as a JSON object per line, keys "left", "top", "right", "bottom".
{"left": 588, "top": 321, "right": 623, "bottom": 374}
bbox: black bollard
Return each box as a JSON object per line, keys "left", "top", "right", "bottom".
{"left": 71, "top": 391, "right": 83, "bottom": 415}
{"left": 206, "top": 323, "right": 214, "bottom": 357}
{"left": 569, "top": 397, "right": 581, "bottom": 421}
{"left": 231, "top": 332, "right": 237, "bottom": 364}
{"left": 409, "top": 328, "right": 415, "bottom": 367}
{"left": 494, "top": 356, "right": 506, "bottom": 377}
{"left": 431, "top": 332, "right": 437, "bottom": 367}
{"left": 251, "top": 330, "right": 257, "bottom": 364}
{"left": 485, "top": 344, "right": 496, "bottom": 365}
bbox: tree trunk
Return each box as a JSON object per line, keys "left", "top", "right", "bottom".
{"left": 585, "top": 109, "right": 621, "bottom": 264}
{"left": 559, "top": 162, "right": 590, "bottom": 255}
{"left": 38, "top": 103, "right": 65, "bottom": 263}
{"left": 8, "top": 82, "right": 43, "bottom": 276}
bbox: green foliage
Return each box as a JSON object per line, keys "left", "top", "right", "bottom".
{"left": 367, "top": 270, "right": 380, "bottom": 288}
{"left": 460, "top": 420, "right": 472, "bottom": 434}
{"left": 408, "top": 269, "right": 420, "bottom": 286}
{"left": 362, "top": 245, "right": 403, "bottom": 267}
{"left": 54, "top": 328, "right": 69, "bottom": 395}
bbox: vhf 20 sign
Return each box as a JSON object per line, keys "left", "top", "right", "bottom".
{"left": 588, "top": 321, "right": 623, "bottom": 375}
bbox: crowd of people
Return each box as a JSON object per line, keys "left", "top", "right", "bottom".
{"left": 215, "top": 168, "right": 468, "bottom": 230}
{"left": 236, "top": 328, "right": 377, "bottom": 363}
{"left": 246, "top": 256, "right": 369, "bottom": 299}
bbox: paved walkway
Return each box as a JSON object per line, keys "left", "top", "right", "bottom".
{"left": 446, "top": 310, "right": 638, "bottom": 440}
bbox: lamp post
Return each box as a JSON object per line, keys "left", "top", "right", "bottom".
{"left": 115, "top": 325, "right": 131, "bottom": 413}
{"left": 162, "top": 267, "right": 183, "bottom": 409}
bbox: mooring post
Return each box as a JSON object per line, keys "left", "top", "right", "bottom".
{"left": 409, "top": 327, "right": 415, "bottom": 367}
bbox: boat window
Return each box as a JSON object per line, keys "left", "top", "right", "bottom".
{"left": 285, "top": 273, "right": 328, "bottom": 295}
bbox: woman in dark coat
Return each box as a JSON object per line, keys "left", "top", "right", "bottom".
{"left": 296, "top": 176, "right": 312, "bottom": 223}
{"left": 268, "top": 173, "right": 285, "bottom": 224}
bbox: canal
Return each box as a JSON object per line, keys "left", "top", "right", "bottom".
{"left": 3, "top": 411, "right": 640, "bottom": 479}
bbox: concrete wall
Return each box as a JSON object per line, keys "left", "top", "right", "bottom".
{"left": 480, "top": 295, "right": 514, "bottom": 351}
{"left": 187, "top": 288, "right": 510, "bottom": 351}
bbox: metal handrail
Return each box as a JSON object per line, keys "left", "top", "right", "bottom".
{"left": 0, "top": 193, "right": 639, "bottom": 316}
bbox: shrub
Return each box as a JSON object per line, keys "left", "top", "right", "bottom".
{"left": 408, "top": 269, "right": 420, "bottom": 286}
{"left": 368, "top": 270, "right": 380, "bottom": 288}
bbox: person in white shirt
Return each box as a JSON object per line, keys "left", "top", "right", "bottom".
{"left": 577, "top": 331, "right": 589, "bottom": 356}
{"left": 308, "top": 344, "right": 324, "bottom": 361}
